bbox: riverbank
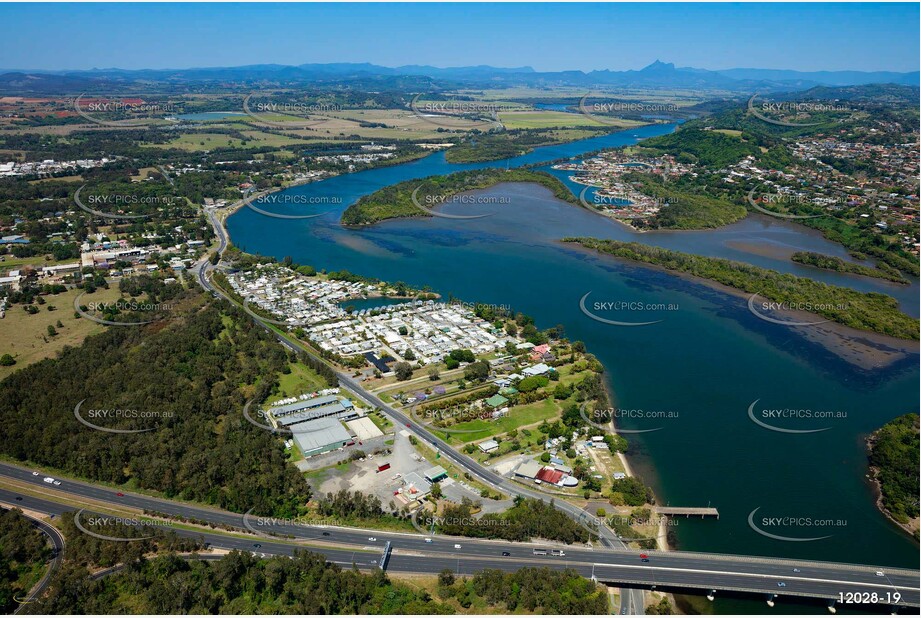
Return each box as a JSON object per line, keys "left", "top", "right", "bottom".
{"left": 340, "top": 168, "right": 577, "bottom": 226}
{"left": 564, "top": 238, "right": 920, "bottom": 341}
{"left": 564, "top": 238, "right": 918, "bottom": 370}
{"left": 866, "top": 414, "right": 920, "bottom": 540}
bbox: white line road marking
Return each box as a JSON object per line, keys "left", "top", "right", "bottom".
{"left": 591, "top": 562, "right": 919, "bottom": 592}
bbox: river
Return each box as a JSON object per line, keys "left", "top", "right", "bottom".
{"left": 227, "top": 125, "right": 919, "bottom": 611}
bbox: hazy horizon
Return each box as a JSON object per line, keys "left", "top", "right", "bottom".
{"left": 1, "top": 3, "right": 917, "bottom": 73}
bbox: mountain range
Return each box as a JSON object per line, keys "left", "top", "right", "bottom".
{"left": 0, "top": 60, "right": 917, "bottom": 94}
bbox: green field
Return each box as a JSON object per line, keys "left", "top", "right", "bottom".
{"left": 435, "top": 398, "right": 561, "bottom": 444}
{"left": 499, "top": 111, "right": 638, "bottom": 130}
{"left": 265, "top": 361, "right": 329, "bottom": 405}
{"left": 0, "top": 286, "right": 121, "bottom": 381}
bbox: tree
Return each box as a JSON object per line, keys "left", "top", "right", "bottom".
{"left": 463, "top": 360, "right": 489, "bottom": 382}
{"left": 438, "top": 569, "right": 455, "bottom": 587}
{"left": 540, "top": 452, "right": 552, "bottom": 463}
{"left": 427, "top": 366, "right": 440, "bottom": 381}
{"left": 402, "top": 349, "right": 416, "bottom": 361}
{"left": 0, "top": 354, "right": 14, "bottom": 366}
{"left": 430, "top": 482, "right": 442, "bottom": 499}
{"left": 47, "top": 325, "right": 57, "bottom": 337}
{"left": 394, "top": 362, "right": 413, "bottom": 381}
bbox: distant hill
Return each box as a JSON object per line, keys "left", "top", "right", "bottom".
{"left": 0, "top": 61, "right": 917, "bottom": 94}
{"left": 715, "top": 67, "right": 920, "bottom": 87}
{"left": 768, "top": 83, "right": 920, "bottom": 105}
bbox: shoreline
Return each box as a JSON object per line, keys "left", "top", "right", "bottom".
{"left": 562, "top": 240, "right": 919, "bottom": 360}
{"left": 865, "top": 430, "right": 921, "bottom": 540}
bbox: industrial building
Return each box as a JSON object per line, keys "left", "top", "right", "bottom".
{"left": 291, "top": 416, "right": 353, "bottom": 457}
{"left": 424, "top": 465, "right": 448, "bottom": 483}
{"left": 271, "top": 396, "right": 358, "bottom": 428}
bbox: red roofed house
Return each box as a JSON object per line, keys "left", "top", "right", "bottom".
{"left": 536, "top": 467, "right": 564, "bottom": 485}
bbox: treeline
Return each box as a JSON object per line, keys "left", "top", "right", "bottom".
{"left": 801, "top": 216, "right": 920, "bottom": 277}
{"left": 868, "top": 413, "right": 920, "bottom": 537}
{"left": 444, "top": 128, "right": 606, "bottom": 164}
{"left": 32, "top": 550, "right": 452, "bottom": 614}
{"left": 437, "top": 567, "right": 608, "bottom": 613}
{"left": 0, "top": 288, "right": 312, "bottom": 516}
{"left": 639, "top": 128, "right": 761, "bottom": 168}
{"left": 55, "top": 511, "right": 201, "bottom": 569}
{"left": 436, "top": 497, "right": 594, "bottom": 544}
{"left": 341, "top": 168, "right": 576, "bottom": 226}
{"left": 791, "top": 251, "right": 908, "bottom": 284}
{"left": 315, "top": 490, "right": 384, "bottom": 520}
{"left": 564, "top": 238, "right": 919, "bottom": 340}
{"left": 0, "top": 508, "right": 51, "bottom": 614}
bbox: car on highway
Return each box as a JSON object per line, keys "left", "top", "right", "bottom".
{"left": 322, "top": 532, "right": 331, "bottom": 536}
{"left": 454, "top": 544, "right": 462, "bottom": 549}
{"left": 792, "top": 568, "right": 800, "bottom": 573}
{"left": 876, "top": 571, "right": 885, "bottom": 577}
{"left": 116, "top": 492, "right": 124, "bottom": 497}
{"left": 640, "top": 553, "right": 650, "bottom": 563}
{"left": 424, "top": 538, "right": 432, "bottom": 543}
{"left": 777, "top": 582, "right": 786, "bottom": 588}
{"left": 14, "top": 496, "right": 22, "bottom": 501}
{"left": 253, "top": 543, "right": 261, "bottom": 548}
{"left": 43, "top": 476, "right": 55, "bottom": 484}
{"left": 53, "top": 480, "right": 61, "bottom": 486}
{"left": 32, "top": 471, "right": 39, "bottom": 476}
{"left": 368, "top": 537, "right": 377, "bottom": 541}
{"left": 501, "top": 551, "right": 510, "bottom": 556}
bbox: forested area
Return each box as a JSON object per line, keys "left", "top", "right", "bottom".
{"left": 622, "top": 172, "right": 748, "bottom": 230}
{"left": 0, "top": 508, "right": 51, "bottom": 614}
{"left": 791, "top": 251, "right": 908, "bottom": 283}
{"left": 341, "top": 168, "right": 576, "bottom": 226}
{"left": 33, "top": 550, "right": 452, "bottom": 614}
{"left": 0, "top": 289, "right": 312, "bottom": 516}
{"left": 868, "top": 413, "right": 920, "bottom": 537}
{"left": 565, "top": 238, "right": 919, "bottom": 339}
{"left": 638, "top": 128, "right": 762, "bottom": 168}
{"left": 436, "top": 566, "right": 608, "bottom": 613}
{"left": 436, "top": 497, "right": 594, "bottom": 544}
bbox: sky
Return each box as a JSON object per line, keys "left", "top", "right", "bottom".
{"left": 0, "top": 2, "right": 918, "bottom": 73}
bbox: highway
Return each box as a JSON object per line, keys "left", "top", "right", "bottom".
{"left": 190, "top": 209, "right": 644, "bottom": 614}
{"left": 1, "top": 466, "right": 918, "bottom": 611}
{"left": 186, "top": 205, "right": 920, "bottom": 612}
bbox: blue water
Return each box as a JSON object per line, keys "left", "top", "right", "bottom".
{"left": 534, "top": 102, "right": 576, "bottom": 112}
{"left": 227, "top": 127, "right": 920, "bottom": 584}
{"left": 178, "top": 111, "right": 247, "bottom": 121}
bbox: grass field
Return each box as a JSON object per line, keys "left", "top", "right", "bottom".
{"left": 0, "top": 286, "right": 122, "bottom": 381}
{"left": 264, "top": 361, "right": 330, "bottom": 405}
{"left": 708, "top": 128, "right": 743, "bottom": 137}
{"left": 28, "top": 174, "right": 83, "bottom": 184}
{"left": 435, "top": 398, "right": 561, "bottom": 444}
{"left": 0, "top": 253, "right": 77, "bottom": 272}
{"left": 145, "top": 131, "right": 313, "bottom": 151}
{"left": 499, "top": 110, "right": 625, "bottom": 129}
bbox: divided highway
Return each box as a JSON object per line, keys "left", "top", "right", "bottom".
{"left": 2, "top": 464, "right": 918, "bottom": 611}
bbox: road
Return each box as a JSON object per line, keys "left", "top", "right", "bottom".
{"left": 3, "top": 505, "right": 65, "bottom": 614}
{"left": 191, "top": 211, "right": 646, "bottom": 613}
{"left": 1, "top": 467, "right": 918, "bottom": 611}
{"left": 190, "top": 208, "right": 920, "bottom": 613}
